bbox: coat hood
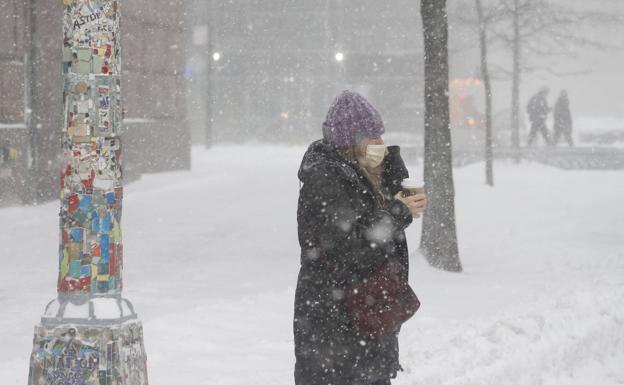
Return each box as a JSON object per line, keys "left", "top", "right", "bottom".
{"left": 298, "top": 140, "right": 410, "bottom": 196}
{"left": 298, "top": 139, "right": 358, "bottom": 184}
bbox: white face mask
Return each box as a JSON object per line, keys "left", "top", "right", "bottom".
{"left": 364, "top": 144, "right": 388, "bottom": 168}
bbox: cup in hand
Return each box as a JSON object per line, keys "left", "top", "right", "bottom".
{"left": 401, "top": 179, "right": 424, "bottom": 197}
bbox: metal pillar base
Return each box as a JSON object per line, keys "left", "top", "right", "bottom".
{"left": 28, "top": 295, "right": 148, "bottom": 385}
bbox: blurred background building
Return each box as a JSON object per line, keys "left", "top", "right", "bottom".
{"left": 0, "top": 0, "right": 190, "bottom": 205}
{"left": 186, "top": 0, "right": 429, "bottom": 146}
{"left": 1, "top": 0, "right": 497, "bottom": 206}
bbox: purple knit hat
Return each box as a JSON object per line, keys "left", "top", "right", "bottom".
{"left": 322, "top": 90, "right": 385, "bottom": 147}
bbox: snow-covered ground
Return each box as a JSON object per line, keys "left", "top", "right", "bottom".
{"left": 1, "top": 146, "right": 623, "bottom": 385}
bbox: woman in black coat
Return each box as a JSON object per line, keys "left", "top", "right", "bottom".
{"left": 294, "top": 91, "right": 426, "bottom": 385}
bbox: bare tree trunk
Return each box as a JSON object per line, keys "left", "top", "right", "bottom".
{"left": 511, "top": 0, "right": 521, "bottom": 149}
{"left": 419, "top": 0, "right": 462, "bottom": 272}
{"left": 476, "top": 0, "right": 494, "bottom": 186}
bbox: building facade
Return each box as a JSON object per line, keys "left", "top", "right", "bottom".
{"left": 0, "top": 0, "right": 191, "bottom": 205}
{"left": 192, "top": 0, "right": 425, "bottom": 145}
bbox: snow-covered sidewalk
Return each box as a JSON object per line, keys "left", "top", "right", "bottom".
{"left": 1, "top": 146, "right": 623, "bottom": 384}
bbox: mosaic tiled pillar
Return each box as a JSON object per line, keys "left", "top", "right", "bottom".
{"left": 28, "top": 1, "right": 148, "bottom": 384}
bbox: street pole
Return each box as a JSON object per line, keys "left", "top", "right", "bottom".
{"left": 24, "top": 0, "right": 37, "bottom": 204}
{"left": 28, "top": 1, "right": 148, "bottom": 384}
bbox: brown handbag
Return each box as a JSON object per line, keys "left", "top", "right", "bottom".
{"left": 344, "top": 259, "right": 420, "bottom": 336}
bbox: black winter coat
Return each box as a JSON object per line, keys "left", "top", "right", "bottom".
{"left": 527, "top": 93, "right": 551, "bottom": 124}
{"left": 294, "top": 140, "right": 413, "bottom": 385}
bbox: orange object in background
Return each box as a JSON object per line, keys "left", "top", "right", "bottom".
{"left": 450, "top": 77, "right": 483, "bottom": 130}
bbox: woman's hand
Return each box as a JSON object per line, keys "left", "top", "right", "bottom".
{"left": 394, "top": 192, "right": 427, "bottom": 218}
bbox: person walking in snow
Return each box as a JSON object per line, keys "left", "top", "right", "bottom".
{"left": 294, "top": 91, "right": 426, "bottom": 385}
{"left": 527, "top": 87, "right": 552, "bottom": 146}
{"left": 552, "top": 90, "right": 574, "bottom": 147}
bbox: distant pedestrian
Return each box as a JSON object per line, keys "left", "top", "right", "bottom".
{"left": 552, "top": 90, "right": 574, "bottom": 147}
{"left": 527, "top": 87, "right": 552, "bottom": 146}
{"left": 294, "top": 91, "right": 425, "bottom": 385}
